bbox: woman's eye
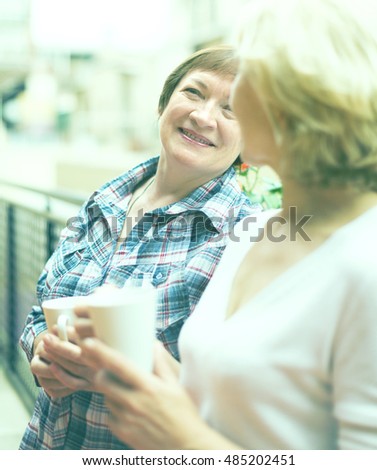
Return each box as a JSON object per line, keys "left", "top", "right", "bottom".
{"left": 183, "top": 87, "right": 202, "bottom": 98}
{"left": 223, "top": 105, "right": 235, "bottom": 118}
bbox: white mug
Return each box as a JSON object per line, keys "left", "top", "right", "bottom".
{"left": 42, "top": 296, "right": 86, "bottom": 341}
{"left": 86, "top": 284, "right": 157, "bottom": 372}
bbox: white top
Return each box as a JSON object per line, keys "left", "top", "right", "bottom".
{"left": 179, "top": 206, "right": 377, "bottom": 449}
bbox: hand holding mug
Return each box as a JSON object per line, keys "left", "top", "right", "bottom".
{"left": 30, "top": 296, "right": 99, "bottom": 398}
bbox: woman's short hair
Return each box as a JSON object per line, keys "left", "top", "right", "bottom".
{"left": 158, "top": 45, "right": 238, "bottom": 116}
{"left": 238, "top": 0, "right": 377, "bottom": 191}
{"left": 158, "top": 45, "right": 241, "bottom": 165}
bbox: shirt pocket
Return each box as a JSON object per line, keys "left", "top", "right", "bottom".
{"left": 38, "top": 239, "right": 90, "bottom": 300}
{"left": 54, "top": 239, "right": 88, "bottom": 275}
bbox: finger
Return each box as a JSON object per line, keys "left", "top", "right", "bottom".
{"left": 67, "top": 326, "right": 82, "bottom": 345}
{"left": 34, "top": 338, "right": 50, "bottom": 357}
{"left": 74, "top": 318, "right": 96, "bottom": 340}
{"left": 74, "top": 305, "right": 90, "bottom": 318}
{"left": 49, "top": 355, "right": 92, "bottom": 380}
{"left": 43, "top": 334, "right": 92, "bottom": 376}
{"left": 76, "top": 351, "right": 103, "bottom": 371}
{"left": 49, "top": 363, "right": 91, "bottom": 390}
{"left": 43, "top": 344, "right": 96, "bottom": 380}
{"left": 43, "top": 334, "right": 82, "bottom": 363}
{"left": 94, "top": 370, "right": 134, "bottom": 406}
{"left": 81, "top": 338, "right": 149, "bottom": 389}
{"left": 50, "top": 325, "right": 79, "bottom": 344}
{"left": 30, "top": 355, "right": 55, "bottom": 378}
{"left": 34, "top": 341, "right": 50, "bottom": 362}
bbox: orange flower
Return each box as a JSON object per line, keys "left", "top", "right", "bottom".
{"left": 240, "top": 162, "right": 250, "bottom": 172}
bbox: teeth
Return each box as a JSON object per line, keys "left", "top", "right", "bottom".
{"left": 183, "top": 129, "right": 212, "bottom": 146}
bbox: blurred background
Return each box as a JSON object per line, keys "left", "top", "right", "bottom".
{"left": 0, "top": 0, "right": 252, "bottom": 193}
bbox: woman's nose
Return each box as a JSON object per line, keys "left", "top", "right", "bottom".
{"left": 189, "top": 103, "right": 217, "bottom": 129}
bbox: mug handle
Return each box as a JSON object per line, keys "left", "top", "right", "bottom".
{"left": 57, "top": 314, "right": 70, "bottom": 341}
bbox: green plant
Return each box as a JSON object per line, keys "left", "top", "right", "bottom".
{"left": 235, "top": 163, "right": 283, "bottom": 210}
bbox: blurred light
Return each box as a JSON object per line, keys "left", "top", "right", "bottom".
{"left": 30, "top": 0, "right": 173, "bottom": 53}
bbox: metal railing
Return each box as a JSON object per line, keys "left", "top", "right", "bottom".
{"left": 0, "top": 180, "right": 85, "bottom": 412}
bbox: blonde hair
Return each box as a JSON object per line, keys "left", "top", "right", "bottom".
{"left": 238, "top": 0, "right": 377, "bottom": 191}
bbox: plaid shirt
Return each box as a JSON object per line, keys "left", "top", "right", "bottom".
{"left": 19, "top": 156, "right": 257, "bottom": 449}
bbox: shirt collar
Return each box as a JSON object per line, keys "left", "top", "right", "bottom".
{"left": 161, "top": 166, "right": 247, "bottom": 233}
{"left": 91, "top": 156, "right": 159, "bottom": 217}
{"left": 89, "top": 157, "right": 248, "bottom": 233}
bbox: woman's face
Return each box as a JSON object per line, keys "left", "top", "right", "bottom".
{"left": 231, "top": 73, "right": 280, "bottom": 170}
{"left": 159, "top": 70, "right": 242, "bottom": 181}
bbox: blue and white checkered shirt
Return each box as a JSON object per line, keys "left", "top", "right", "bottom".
{"left": 19, "top": 156, "right": 258, "bottom": 449}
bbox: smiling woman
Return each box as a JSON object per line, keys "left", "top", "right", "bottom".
{"left": 19, "top": 45, "right": 258, "bottom": 450}
{"left": 158, "top": 70, "right": 241, "bottom": 189}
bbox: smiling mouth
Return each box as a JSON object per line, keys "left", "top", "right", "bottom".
{"left": 179, "top": 128, "right": 215, "bottom": 147}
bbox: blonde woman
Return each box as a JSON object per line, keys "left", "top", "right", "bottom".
{"left": 81, "top": 0, "right": 377, "bottom": 449}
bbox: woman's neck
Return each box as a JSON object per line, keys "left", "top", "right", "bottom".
{"left": 150, "top": 158, "right": 220, "bottom": 208}
{"left": 280, "top": 178, "right": 377, "bottom": 236}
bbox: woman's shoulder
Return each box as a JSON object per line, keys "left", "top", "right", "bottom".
{"left": 96, "top": 156, "right": 158, "bottom": 195}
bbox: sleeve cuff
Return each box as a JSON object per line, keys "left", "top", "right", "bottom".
{"left": 19, "top": 306, "right": 48, "bottom": 363}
